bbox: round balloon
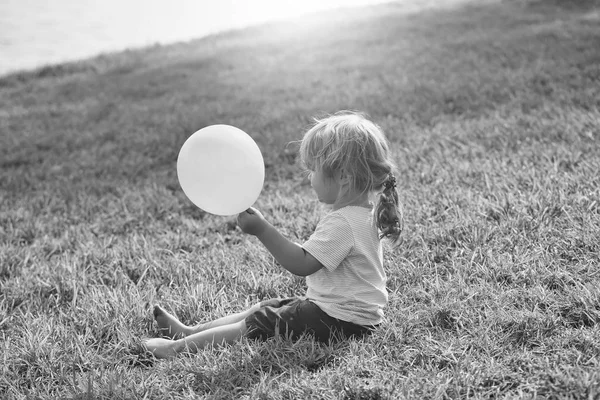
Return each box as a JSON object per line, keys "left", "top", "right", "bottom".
{"left": 177, "top": 125, "right": 264, "bottom": 216}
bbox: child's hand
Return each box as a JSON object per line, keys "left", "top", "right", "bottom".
{"left": 237, "top": 207, "right": 269, "bottom": 236}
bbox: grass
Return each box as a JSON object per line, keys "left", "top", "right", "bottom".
{"left": 1, "top": 0, "right": 599, "bottom": 398}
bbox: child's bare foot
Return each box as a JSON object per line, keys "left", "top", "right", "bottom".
{"left": 153, "top": 305, "right": 188, "bottom": 339}
{"left": 143, "top": 338, "right": 178, "bottom": 359}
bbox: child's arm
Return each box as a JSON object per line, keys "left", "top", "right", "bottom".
{"left": 237, "top": 208, "right": 323, "bottom": 277}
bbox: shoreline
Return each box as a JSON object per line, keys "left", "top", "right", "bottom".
{"left": 0, "top": 0, "right": 472, "bottom": 79}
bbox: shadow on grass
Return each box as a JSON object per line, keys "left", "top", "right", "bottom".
{"left": 188, "top": 337, "right": 338, "bottom": 395}
{"left": 127, "top": 334, "right": 342, "bottom": 389}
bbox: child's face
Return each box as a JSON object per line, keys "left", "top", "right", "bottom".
{"left": 309, "top": 169, "right": 342, "bottom": 205}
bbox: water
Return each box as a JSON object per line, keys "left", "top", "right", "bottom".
{"left": 0, "top": 0, "right": 391, "bottom": 76}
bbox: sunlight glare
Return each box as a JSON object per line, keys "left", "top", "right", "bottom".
{"left": 183, "top": 0, "right": 387, "bottom": 30}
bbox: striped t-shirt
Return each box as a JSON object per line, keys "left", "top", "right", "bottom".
{"left": 302, "top": 205, "right": 388, "bottom": 326}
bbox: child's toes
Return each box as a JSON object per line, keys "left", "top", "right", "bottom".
{"left": 153, "top": 304, "right": 164, "bottom": 319}
{"left": 143, "top": 338, "right": 177, "bottom": 359}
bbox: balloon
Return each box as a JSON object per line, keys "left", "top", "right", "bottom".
{"left": 177, "top": 125, "right": 264, "bottom": 216}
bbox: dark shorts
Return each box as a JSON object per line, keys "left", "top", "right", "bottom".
{"left": 245, "top": 297, "right": 378, "bottom": 343}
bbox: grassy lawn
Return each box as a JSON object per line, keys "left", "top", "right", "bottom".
{"left": 1, "top": 0, "right": 599, "bottom": 398}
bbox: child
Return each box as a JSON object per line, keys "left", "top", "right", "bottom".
{"left": 143, "top": 111, "right": 402, "bottom": 358}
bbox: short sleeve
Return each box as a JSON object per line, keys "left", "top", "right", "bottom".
{"left": 302, "top": 212, "right": 354, "bottom": 271}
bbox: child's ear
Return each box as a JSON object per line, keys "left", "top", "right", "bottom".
{"left": 336, "top": 170, "right": 352, "bottom": 185}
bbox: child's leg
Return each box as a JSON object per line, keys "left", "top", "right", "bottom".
{"left": 154, "top": 303, "right": 262, "bottom": 339}
{"left": 144, "top": 320, "right": 248, "bottom": 359}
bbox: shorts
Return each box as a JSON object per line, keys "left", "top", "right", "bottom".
{"left": 245, "top": 297, "right": 378, "bottom": 343}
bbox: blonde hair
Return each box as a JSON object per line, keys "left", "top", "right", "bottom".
{"left": 299, "top": 111, "right": 402, "bottom": 244}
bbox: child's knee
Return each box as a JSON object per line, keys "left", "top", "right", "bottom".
{"left": 249, "top": 302, "right": 263, "bottom": 313}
